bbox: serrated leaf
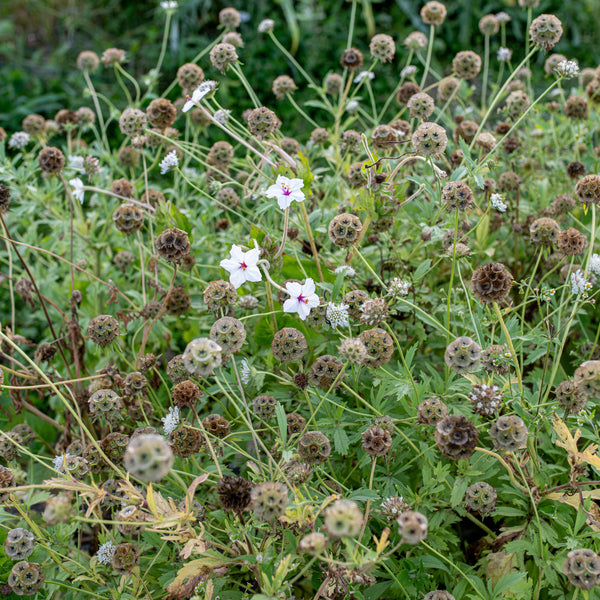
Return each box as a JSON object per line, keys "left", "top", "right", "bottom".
{"left": 347, "top": 488, "right": 380, "bottom": 502}
{"left": 450, "top": 477, "right": 470, "bottom": 508}
{"left": 333, "top": 427, "right": 350, "bottom": 456}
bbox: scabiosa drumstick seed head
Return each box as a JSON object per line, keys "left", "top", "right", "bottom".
{"left": 424, "top": 591, "right": 456, "bottom": 600}
{"left": 563, "top": 549, "right": 600, "bottom": 590}
{"left": 347, "top": 161, "right": 367, "bottom": 187}
{"left": 117, "top": 146, "right": 138, "bottom": 167}
{"left": 88, "top": 315, "right": 120, "bottom": 347}
{"left": 176, "top": 63, "right": 204, "bottom": 92}
{"left": 453, "top": 50, "right": 482, "bottom": 79}
{"left": 272, "top": 75, "right": 297, "bottom": 100}
{"left": 8, "top": 561, "right": 44, "bottom": 596}
{"left": 505, "top": 90, "right": 530, "bottom": 119}
{"left": 479, "top": 14, "right": 499, "bottom": 35}
{"left": 489, "top": 415, "right": 528, "bottom": 451}
{"left": 286, "top": 412, "right": 307, "bottom": 438}
{"left": 298, "top": 431, "right": 331, "bottom": 464}
{"left": 530, "top": 218, "right": 560, "bottom": 245}
{"left": 544, "top": 53, "right": 567, "bottom": 74}
{"left": 360, "top": 298, "right": 390, "bottom": 326}
{"left": 397, "top": 510, "right": 428, "bottom": 543}
{"left": 404, "top": 30, "right": 428, "bottom": 49}
{"left": 310, "top": 127, "right": 329, "bottom": 145}
{"left": 325, "top": 72, "right": 344, "bottom": 95}
{"left": 557, "top": 227, "right": 588, "bottom": 256}
{"left": 82, "top": 444, "right": 104, "bottom": 473}
{"left": 359, "top": 328, "right": 394, "bottom": 368}
{"left": 575, "top": 174, "right": 600, "bottom": 206}
{"left": 208, "top": 140, "right": 234, "bottom": 166}
{"left": 76, "top": 50, "right": 99, "bottom": 71}
{"left": 471, "top": 263, "right": 513, "bottom": 303}
{"left": 124, "top": 433, "right": 173, "bottom": 482}
{"left": 555, "top": 380, "right": 587, "bottom": 414}
{"left": 340, "top": 48, "right": 364, "bottom": 70}
{"left": 119, "top": 108, "right": 146, "bottom": 136}
{"left": 421, "top": 1, "right": 447, "bottom": 26}
{"left": 453, "top": 119, "right": 478, "bottom": 143}
{"left": 165, "top": 285, "right": 191, "bottom": 316}
{"left": 338, "top": 337, "right": 368, "bottom": 364}
{"left": 123, "top": 371, "right": 146, "bottom": 398}
{"left": 100, "top": 432, "right": 129, "bottom": 464}
{"left": 396, "top": 81, "right": 421, "bottom": 105}
{"left": 11, "top": 424, "right": 34, "bottom": 445}
{"left": 76, "top": 106, "right": 95, "bottom": 126}
{"left": 298, "top": 532, "right": 327, "bottom": 554}
{"left": 109, "top": 543, "right": 140, "bottom": 574}
{"left": 88, "top": 389, "right": 122, "bottom": 420}
{"left": 437, "top": 77, "right": 460, "bottom": 103}
{"left": 4, "top": 529, "right": 35, "bottom": 561}
{"left": 247, "top": 106, "right": 279, "bottom": 139}
{"left": 565, "top": 96, "right": 589, "bottom": 120}
{"left": 155, "top": 227, "right": 191, "bottom": 264}
{"left": 217, "top": 475, "right": 252, "bottom": 513}
{"left": 417, "top": 397, "right": 448, "bottom": 425}
{"left": 0, "top": 184, "right": 11, "bottom": 212}
{"left": 169, "top": 424, "right": 202, "bottom": 458}
{"left": 22, "top": 114, "right": 45, "bottom": 136}
{"left": 113, "top": 203, "right": 144, "bottom": 234}
{"left": 111, "top": 178, "right": 134, "bottom": 198}
{"left": 310, "top": 355, "right": 344, "bottom": 390}
{"left": 412, "top": 121, "right": 448, "bottom": 156}
{"left": 183, "top": 338, "right": 223, "bottom": 377}
{"left": 328, "top": 213, "right": 363, "bottom": 247}
{"left": 219, "top": 7, "right": 241, "bottom": 28}
{"left": 441, "top": 181, "right": 474, "bottom": 211}
{"left": 445, "top": 336, "right": 481, "bottom": 373}
{"left": 216, "top": 187, "right": 240, "bottom": 208}
{"left": 280, "top": 136, "right": 300, "bottom": 155}
{"left": 340, "top": 129, "right": 362, "bottom": 153}
{"left": 435, "top": 415, "right": 479, "bottom": 460}
{"left": 465, "top": 481, "right": 498, "bottom": 515}
{"left": 470, "top": 384, "right": 503, "bottom": 416}
{"left": 251, "top": 481, "right": 289, "bottom": 522}
{"left": 324, "top": 499, "right": 363, "bottom": 538}
{"left": 209, "top": 317, "right": 246, "bottom": 354}
{"left": 371, "top": 124, "right": 397, "bottom": 151}
{"left": 530, "top": 14, "right": 563, "bottom": 52}
{"left": 203, "top": 279, "right": 237, "bottom": 314}
{"left": 574, "top": 361, "right": 600, "bottom": 398}
{"left": 167, "top": 355, "right": 188, "bottom": 384}
{"left": 361, "top": 425, "right": 393, "bottom": 457}
{"left": 101, "top": 47, "right": 125, "bottom": 66}
{"left": 252, "top": 395, "right": 277, "bottom": 420}
{"left": 223, "top": 31, "right": 243, "bottom": 47}
{"left": 271, "top": 327, "right": 308, "bottom": 363}
{"left": 370, "top": 34, "right": 395, "bottom": 62}
{"left": 172, "top": 380, "right": 202, "bottom": 409}
{"left": 210, "top": 42, "right": 238, "bottom": 73}
{"left": 0, "top": 432, "right": 21, "bottom": 462}
{"left": 0, "top": 466, "right": 15, "bottom": 502}
{"left": 146, "top": 98, "right": 177, "bottom": 129}
{"left": 37, "top": 146, "right": 65, "bottom": 174}
{"left": 407, "top": 91, "right": 435, "bottom": 120}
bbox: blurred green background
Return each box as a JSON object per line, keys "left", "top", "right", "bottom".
{"left": 0, "top": 0, "right": 597, "bottom": 132}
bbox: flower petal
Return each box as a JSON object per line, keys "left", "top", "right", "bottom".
{"left": 229, "top": 269, "right": 246, "bottom": 289}
{"left": 219, "top": 258, "right": 238, "bottom": 273}
{"left": 302, "top": 278, "right": 316, "bottom": 296}
{"left": 244, "top": 266, "right": 262, "bottom": 283}
{"left": 283, "top": 298, "right": 298, "bottom": 313}
{"left": 286, "top": 282, "right": 302, "bottom": 297}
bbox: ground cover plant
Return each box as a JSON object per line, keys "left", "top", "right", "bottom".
{"left": 1, "top": 1, "right": 600, "bottom": 598}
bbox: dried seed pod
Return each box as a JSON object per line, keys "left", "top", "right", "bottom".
{"left": 124, "top": 434, "right": 173, "bottom": 482}
{"left": 471, "top": 263, "right": 513, "bottom": 303}
{"left": 412, "top": 121, "right": 448, "bottom": 156}
{"left": 146, "top": 98, "right": 177, "bottom": 128}
{"left": 38, "top": 146, "right": 65, "bottom": 173}
{"left": 252, "top": 395, "right": 276, "bottom": 420}
{"left": 298, "top": 532, "right": 327, "bottom": 553}
{"left": 435, "top": 415, "right": 479, "bottom": 460}
{"left": 417, "top": 397, "right": 448, "bottom": 425}
{"left": 251, "top": 481, "right": 289, "bottom": 522}
{"left": 557, "top": 227, "right": 587, "bottom": 256}
{"left": 441, "top": 181, "right": 474, "bottom": 211}
{"left": 563, "top": 548, "right": 600, "bottom": 590}
{"left": 113, "top": 203, "right": 144, "bottom": 234}
{"left": 297, "top": 431, "right": 331, "bottom": 464}
{"left": 445, "top": 336, "right": 481, "bottom": 374}
{"left": 489, "top": 415, "right": 528, "bottom": 451}
{"left": 271, "top": 328, "right": 308, "bottom": 363}
{"left": 286, "top": 412, "right": 307, "bottom": 437}
{"left": 217, "top": 475, "right": 252, "bottom": 512}
{"left": 465, "top": 481, "right": 497, "bottom": 515}
{"left": 209, "top": 42, "right": 238, "bottom": 72}
{"left": 397, "top": 510, "right": 428, "bottom": 543}
{"left": 111, "top": 543, "right": 140, "bottom": 574}
{"left": 88, "top": 315, "right": 120, "bottom": 347}
{"left": 209, "top": 317, "right": 246, "bottom": 354}
{"left": 176, "top": 63, "right": 204, "bottom": 92}
{"left": 359, "top": 328, "right": 394, "bottom": 368}
{"left": 8, "top": 561, "right": 44, "bottom": 595}
{"left": 202, "top": 414, "right": 230, "bottom": 438}
{"left": 369, "top": 33, "right": 395, "bottom": 62}
{"left": 340, "top": 48, "right": 363, "bottom": 70}
{"left": 343, "top": 290, "right": 370, "bottom": 320}
{"left": 421, "top": 1, "right": 447, "bottom": 25}
{"left": 172, "top": 380, "right": 202, "bottom": 409}
{"left": 530, "top": 218, "right": 560, "bottom": 245}
{"left": 555, "top": 380, "right": 587, "bottom": 414}
{"left": 453, "top": 50, "right": 482, "bottom": 79}
{"left": 361, "top": 425, "right": 393, "bottom": 457}
{"left": 529, "top": 14, "right": 563, "bottom": 52}
{"left": 310, "top": 355, "right": 344, "bottom": 390}
{"left": 4, "top": 529, "right": 35, "bottom": 561}
{"left": 203, "top": 280, "right": 237, "bottom": 314}
{"left": 181, "top": 337, "right": 223, "bottom": 378}
{"left": 324, "top": 499, "right": 363, "bottom": 537}
{"left": 167, "top": 355, "right": 188, "bottom": 384}
{"left": 155, "top": 228, "right": 191, "bottom": 263}
{"left": 338, "top": 337, "right": 368, "bottom": 364}
{"left": 328, "top": 213, "right": 363, "bottom": 247}
{"left": 574, "top": 361, "right": 600, "bottom": 398}
{"left": 247, "top": 106, "right": 279, "bottom": 139}
{"left": 169, "top": 424, "right": 202, "bottom": 458}
{"left": 407, "top": 92, "right": 435, "bottom": 120}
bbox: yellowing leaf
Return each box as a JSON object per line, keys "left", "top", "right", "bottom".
{"left": 553, "top": 415, "right": 581, "bottom": 457}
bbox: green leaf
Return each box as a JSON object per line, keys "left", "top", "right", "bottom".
{"left": 413, "top": 258, "right": 432, "bottom": 282}
{"left": 333, "top": 427, "right": 350, "bottom": 456}
{"left": 492, "top": 572, "right": 527, "bottom": 597}
{"left": 450, "top": 477, "right": 470, "bottom": 508}
{"left": 348, "top": 488, "right": 380, "bottom": 502}
{"left": 276, "top": 402, "right": 287, "bottom": 447}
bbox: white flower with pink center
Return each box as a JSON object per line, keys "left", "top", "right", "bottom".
{"left": 220, "top": 245, "right": 262, "bottom": 289}
{"left": 283, "top": 278, "right": 319, "bottom": 320}
{"left": 264, "top": 175, "right": 305, "bottom": 210}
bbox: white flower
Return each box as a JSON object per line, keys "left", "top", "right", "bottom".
{"left": 334, "top": 265, "right": 356, "bottom": 277}
{"left": 387, "top": 277, "right": 410, "bottom": 297}
{"left": 160, "top": 0, "right": 178, "bottom": 9}
{"left": 220, "top": 245, "right": 262, "bottom": 288}
{"left": 283, "top": 278, "right": 320, "bottom": 320}
{"left": 96, "top": 542, "right": 117, "bottom": 565}
{"left": 571, "top": 270, "right": 592, "bottom": 296}
{"left": 68, "top": 155, "right": 85, "bottom": 171}
{"left": 162, "top": 406, "right": 180, "bottom": 435}
{"left": 326, "top": 302, "right": 350, "bottom": 328}
{"left": 8, "top": 132, "right": 30, "bottom": 150}
{"left": 69, "top": 178, "right": 85, "bottom": 204}
{"left": 264, "top": 175, "right": 305, "bottom": 210}
{"left": 258, "top": 18, "right": 275, "bottom": 33}
{"left": 240, "top": 358, "right": 251, "bottom": 385}
{"left": 52, "top": 453, "right": 70, "bottom": 471}
{"left": 213, "top": 109, "right": 231, "bottom": 124}
{"left": 346, "top": 100, "right": 359, "bottom": 113}
{"left": 497, "top": 47, "right": 512, "bottom": 62}
{"left": 160, "top": 150, "right": 179, "bottom": 175}
{"left": 490, "top": 193, "right": 507, "bottom": 213}
{"left": 589, "top": 253, "right": 600, "bottom": 277}
{"left": 556, "top": 60, "right": 579, "bottom": 79}
{"left": 354, "top": 71, "right": 375, "bottom": 83}
{"left": 182, "top": 81, "right": 217, "bottom": 112}
{"left": 400, "top": 65, "right": 417, "bottom": 78}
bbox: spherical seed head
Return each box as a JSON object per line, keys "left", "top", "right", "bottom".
{"left": 370, "top": 33, "right": 395, "bottom": 62}
{"left": 210, "top": 42, "right": 238, "bottom": 73}
{"left": 119, "top": 108, "right": 147, "bottom": 137}
{"left": 113, "top": 203, "right": 144, "bottom": 234}
{"left": 77, "top": 50, "right": 100, "bottom": 71}
{"left": 89, "top": 389, "right": 122, "bottom": 419}
{"left": 405, "top": 30, "right": 428, "bottom": 49}
{"left": 100, "top": 432, "right": 129, "bottom": 464}
{"left": 8, "top": 561, "right": 44, "bottom": 595}
{"left": 0, "top": 184, "right": 11, "bottom": 213}
{"left": 407, "top": 92, "right": 435, "bottom": 120}
{"left": 555, "top": 380, "right": 587, "bottom": 414}
{"left": 247, "top": 106, "right": 280, "bottom": 139}
{"left": 219, "top": 6, "right": 241, "bottom": 28}
{"left": 208, "top": 140, "right": 234, "bottom": 166}
{"left": 22, "top": 114, "right": 45, "bottom": 136}
{"left": 370, "top": 125, "right": 397, "bottom": 152}
{"left": 347, "top": 161, "right": 367, "bottom": 187}
{"left": 575, "top": 174, "right": 600, "bottom": 206}
{"left": 479, "top": 14, "right": 499, "bottom": 35}
{"left": 469, "top": 384, "right": 502, "bottom": 416}
{"left": 437, "top": 77, "right": 460, "bottom": 103}
{"left": 360, "top": 298, "right": 390, "bottom": 327}
{"left": 183, "top": 337, "right": 223, "bottom": 377}
{"left": 359, "top": 327, "right": 394, "bottom": 368}
{"left": 544, "top": 53, "right": 567, "bottom": 75}
{"left": 298, "top": 431, "right": 331, "bottom": 464}
{"left": 563, "top": 549, "right": 600, "bottom": 590}
{"left": 215, "top": 187, "right": 240, "bottom": 208}
{"left": 55, "top": 109, "right": 78, "bottom": 131}
{"left": 88, "top": 315, "right": 120, "bottom": 347}
{"left": 203, "top": 279, "right": 237, "bottom": 314}
{"left": 498, "top": 171, "right": 521, "bottom": 192}
{"left": 298, "top": 532, "right": 327, "bottom": 554}
{"left": 340, "top": 47, "right": 364, "bottom": 71}
{"left": 530, "top": 14, "right": 563, "bottom": 52}
{"left": 0, "top": 431, "right": 21, "bottom": 462}
{"left": 565, "top": 96, "right": 589, "bottom": 120}
{"left": 412, "top": 121, "right": 448, "bottom": 156}
{"left": 124, "top": 433, "right": 173, "bottom": 482}
{"left": 223, "top": 31, "right": 243, "bottom": 47}
{"left": 435, "top": 414, "right": 479, "bottom": 460}
{"left": 271, "top": 327, "right": 308, "bottom": 363}
{"left": 489, "top": 415, "right": 528, "bottom": 451}
{"left": 557, "top": 227, "right": 588, "bottom": 256}
{"left": 471, "top": 263, "right": 513, "bottom": 303}
{"left": 155, "top": 227, "right": 191, "bottom": 264}
{"left": 110, "top": 543, "right": 140, "bottom": 574}
{"left": 441, "top": 181, "right": 474, "bottom": 211}
{"left": 37, "top": 146, "right": 65, "bottom": 174}
{"left": 397, "top": 510, "right": 428, "bottom": 543}
{"left": 325, "top": 72, "right": 344, "bottom": 95}
{"left": 280, "top": 136, "right": 300, "bottom": 155}
{"left": 272, "top": 74, "right": 297, "bottom": 100}
{"left": 444, "top": 336, "right": 481, "bottom": 373}
{"left": 202, "top": 413, "right": 230, "bottom": 439}
{"left": 361, "top": 425, "right": 393, "bottom": 457}
{"left": 417, "top": 397, "right": 448, "bottom": 425}
{"left": 324, "top": 499, "right": 363, "bottom": 538}
{"left": 101, "top": 47, "right": 126, "bottom": 66}
{"left": 421, "top": 1, "right": 447, "bottom": 25}
{"left": 210, "top": 317, "right": 246, "bottom": 354}
{"left": 340, "top": 129, "right": 362, "bottom": 153}
{"left": 310, "top": 127, "right": 329, "bottom": 145}
{"left": 286, "top": 412, "right": 307, "bottom": 437}
{"left": 506, "top": 90, "right": 530, "bottom": 119}
{"left": 111, "top": 178, "right": 134, "bottom": 198}
{"left": 5, "top": 529, "right": 35, "bottom": 561}
{"left": 218, "top": 475, "right": 253, "bottom": 512}
{"left": 529, "top": 217, "right": 560, "bottom": 245}
{"left": 251, "top": 481, "right": 289, "bottom": 522}
{"left": 396, "top": 81, "right": 421, "bottom": 106}
{"left": 453, "top": 50, "right": 482, "bottom": 79}
{"left": 310, "top": 355, "right": 344, "bottom": 390}
{"left": 168, "top": 424, "right": 202, "bottom": 458}
{"left": 117, "top": 146, "right": 139, "bottom": 167}
{"left": 146, "top": 98, "right": 177, "bottom": 129}
{"left": 176, "top": 62, "right": 204, "bottom": 93}
{"left": 165, "top": 355, "right": 187, "bottom": 384}
{"left": 164, "top": 285, "right": 191, "bottom": 316}
{"left": 574, "top": 361, "right": 600, "bottom": 398}
{"left": 424, "top": 590, "right": 456, "bottom": 600}
{"left": 453, "top": 119, "right": 478, "bottom": 144}
{"left": 337, "top": 337, "right": 368, "bottom": 364}
{"left": 328, "top": 213, "right": 363, "bottom": 247}
{"left": 76, "top": 106, "right": 95, "bottom": 126}
{"left": 252, "top": 395, "right": 276, "bottom": 420}
{"left": 0, "top": 466, "right": 15, "bottom": 502}
{"left": 172, "top": 380, "right": 202, "bottom": 409}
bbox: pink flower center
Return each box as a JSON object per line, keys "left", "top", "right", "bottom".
{"left": 185, "top": 94, "right": 191, "bottom": 102}
{"left": 281, "top": 182, "right": 291, "bottom": 195}
{"left": 239, "top": 261, "right": 248, "bottom": 271}
{"left": 297, "top": 294, "right": 308, "bottom": 304}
